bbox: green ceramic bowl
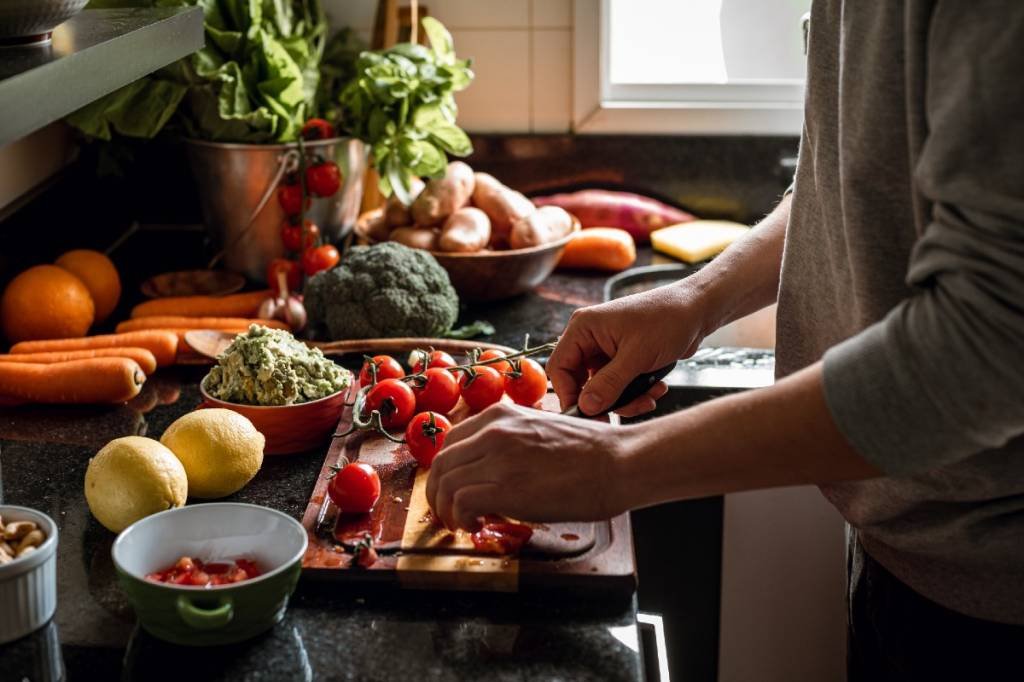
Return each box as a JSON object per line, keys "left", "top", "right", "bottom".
{"left": 112, "top": 503, "right": 308, "bottom": 646}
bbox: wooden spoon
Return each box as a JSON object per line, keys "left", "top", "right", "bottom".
{"left": 184, "top": 329, "right": 517, "bottom": 362}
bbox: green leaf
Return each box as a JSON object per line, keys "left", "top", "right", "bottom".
{"left": 444, "top": 321, "right": 496, "bottom": 340}
{"left": 428, "top": 121, "right": 472, "bottom": 157}
{"left": 421, "top": 16, "right": 454, "bottom": 64}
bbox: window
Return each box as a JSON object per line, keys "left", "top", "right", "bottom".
{"left": 573, "top": 0, "right": 810, "bottom": 134}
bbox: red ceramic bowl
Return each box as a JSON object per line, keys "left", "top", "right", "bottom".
{"left": 199, "top": 380, "right": 349, "bottom": 455}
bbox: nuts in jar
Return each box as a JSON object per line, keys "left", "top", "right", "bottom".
{"left": 0, "top": 514, "right": 46, "bottom": 564}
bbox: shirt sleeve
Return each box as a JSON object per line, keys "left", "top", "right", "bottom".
{"left": 821, "top": 3, "right": 1024, "bottom": 476}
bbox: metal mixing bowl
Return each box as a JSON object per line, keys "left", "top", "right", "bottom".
{"left": 0, "top": 0, "right": 88, "bottom": 44}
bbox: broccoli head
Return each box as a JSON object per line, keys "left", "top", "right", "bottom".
{"left": 305, "top": 242, "right": 459, "bottom": 339}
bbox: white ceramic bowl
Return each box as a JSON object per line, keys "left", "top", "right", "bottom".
{"left": 112, "top": 503, "right": 308, "bottom": 646}
{"left": 0, "top": 506, "right": 58, "bottom": 644}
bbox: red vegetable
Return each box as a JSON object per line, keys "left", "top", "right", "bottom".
{"left": 146, "top": 556, "right": 262, "bottom": 586}
{"left": 471, "top": 517, "right": 533, "bottom": 555}
{"left": 411, "top": 367, "right": 460, "bottom": 415}
{"left": 277, "top": 180, "right": 309, "bottom": 216}
{"left": 459, "top": 366, "right": 504, "bottom": 412}
{"left": 267, "top": 258, "right": 302, "bottom": 294}
{"left": 301, "top": 245, "right": 340, "bottom": 276}
{"left": 411, "top": 349, "right": 456, "bottom": 374}
{"left": 281, "top": 220, "right": 320, "bottom": 252}
{"left": 405, "top": 411, "right": 452, "bottom": 468}
{"left": 365, "top": 378, "right": 416, "bottom": 430}
{"left": 306, "top": 161, "right": 341, "bottom": 198}
{"left": 359, "top": 354, "right": 405, "bottom": 387}
{"left": 477, "top": 349, "right": 511, "bottom": 375}
{"left": 504, "top": 357, "right": 548, "bottom": 406}
{"left": 301, "top": 118, "right": 336, "bottom": 140}
{"left": 532, "top": 189, "right": 695, "bottom": 243}
{"left": 328, "top": 463, "right": 381, "bottom": 513}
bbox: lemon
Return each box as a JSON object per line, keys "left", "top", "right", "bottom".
{"left": 85, "top": 436, "right": 188, "bottom": 533}
{"left": 160, "top": 409, "right": 265, "bottom": 499}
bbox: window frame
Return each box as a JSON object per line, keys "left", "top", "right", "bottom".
{"left": 572, "top": 0, "right": 806, "bottom": 135}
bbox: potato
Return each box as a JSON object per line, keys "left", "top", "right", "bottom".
{"left": 471, "top": 172, "right": 535, "bottom": 240}
{"left": 384, "top": 177, "right": 426, "bottom": 227}
{"left": 509, "top": 206, "right": 574, "bottom": 249}
{"left": 390, "top": 226, "right": 440, "bottom": 251}
{"left": 364, "top": 212, "right": 393, "bottom": 243}
{"left": 411, "top": 161, "right": 476, "bottom": 227}
{"left": 439, "top": 207, "right": 492, "bottom": 253}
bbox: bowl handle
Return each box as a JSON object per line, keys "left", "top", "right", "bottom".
{"left": 176, "top": 595, "right": 234, "bottom": 630}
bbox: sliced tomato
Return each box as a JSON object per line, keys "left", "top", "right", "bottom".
{"left": 470, "top": 520, "right": 533, "bottom": 555}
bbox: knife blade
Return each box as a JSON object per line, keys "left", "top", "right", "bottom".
{"left": 561, "top": 362, "right": 676, "bottom": 418}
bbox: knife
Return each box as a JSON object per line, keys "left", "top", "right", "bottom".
{"left": 561, "top": 363, "right": 676, "bottom": 418}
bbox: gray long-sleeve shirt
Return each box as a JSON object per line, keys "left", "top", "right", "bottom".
{"left": 776, "top": 0, "right": 1024, "bottom": 623}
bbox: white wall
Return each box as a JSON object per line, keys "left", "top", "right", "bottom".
{"left": 322, "top": 0, "right": 573, "bottom": 133}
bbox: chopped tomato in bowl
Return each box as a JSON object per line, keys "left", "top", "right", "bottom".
{"left": 146, "top": 556, "right": 263, "bottom": 588}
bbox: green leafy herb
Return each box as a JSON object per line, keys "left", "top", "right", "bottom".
{"left": 338, "top": 17, "right": 474, "bottom": 201}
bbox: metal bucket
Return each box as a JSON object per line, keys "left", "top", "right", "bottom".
{"left": 185, "top": 137, "right": 367, "bottom": 282}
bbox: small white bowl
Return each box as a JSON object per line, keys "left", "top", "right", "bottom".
{"left": 0, "top": 506, "right": 58, "bottom": 644}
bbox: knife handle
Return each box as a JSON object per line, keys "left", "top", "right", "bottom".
{"left": 562, "top": 362, "right": 676, "bottom": 417}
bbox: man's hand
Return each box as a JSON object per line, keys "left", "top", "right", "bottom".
{"left": 425, "top": 402, "right": 630, "bottom": 530}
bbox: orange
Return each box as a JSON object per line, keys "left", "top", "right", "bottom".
{"left": 55, "top": 249, "right": 121, "bottom": 323}
{"left": 1, "top": 265, "right": 95, "bottom": 343}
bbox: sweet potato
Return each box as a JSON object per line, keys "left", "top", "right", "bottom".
{"left": 509, "top": 206, "right": 574, "bottom": 250}
{"left": 0, "top": 358, "right": 145, "bottom": 404}
{"left": 439, "top": 207, "right": 492, "bottom": 253}
{"left": 10, "top": 331, "right": 179, "bottom": 367}
{"left": 0, "top": 347, "right": 158, "bottom": 375}
{"left": 471, "top": 173, "right": 535, "bottom": 240}
{"left": 390, "top": 227, "right": 440, "bottom": 251}
{"left": 115, "top": 317, "right": 289, "bottom": 334}
{"left": 532, "top": 190, "right": 694, "bottom": 243}
{"left": 557, "top": 228, "right": 636, "bottom": 272}
{"left": 411, "top": 161, "right": 475, "bottom": 227}
{"left": 384, "top": 177, "right": 426, "bottom": 227}
{"left": 130, "top": 290, "right": 271, "bottom": 319}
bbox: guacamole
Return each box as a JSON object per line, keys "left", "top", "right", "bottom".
{"left": 204, "top": 325, "right": 352, "bottom": 406}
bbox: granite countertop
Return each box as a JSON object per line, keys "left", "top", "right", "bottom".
{"left": 0, "top": 253, "right": 658, "bottom": 682}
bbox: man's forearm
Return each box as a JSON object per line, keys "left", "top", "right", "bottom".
{"left": 680, "top": 194, "right": 790, "bottom": 337}
{"left": 615, "top": 360, "right": 880, "bottom": 509}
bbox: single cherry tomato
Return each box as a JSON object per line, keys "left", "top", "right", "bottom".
{"left": 359, "top": 354, "right": 405, "bottom": 387}
{"left": 411, "top": 367, "right": 461, "bottom": 414}
{"left": 504, "top": 358, "right": 548, "bottom": 407}
{"left": 306, "top": 161, "right": 341, "bottom": 198}
{"left": 405, "top": 411, "right": 452, "bottom": 468}
{"left": 301, "top": 118, "right": 336, "bottom": 140}
{"left": 411, "top": 349, "right": 457, "bottom": 374}
{"left": 266, "top": 258, "right": 302, "bottom": 294}
{"left": 478, "top": 349, "right": 512, "bottom": 375}
{"left": 277, "top": 180, "right": 309, "bottom": 215}
{"left": 459, "top": 366, "right": 505, "bottom": 412}
{"left": 302, "top": 244, "right": 340, "bottom": 276}
{"left": 328, "top": 462, "right": 381, "bottom": 513}
{"left": 364, "top": 378, "right": 417, "bottom": 430}
{"left": 281, "top": 219, "right": 320, "bottom": 252}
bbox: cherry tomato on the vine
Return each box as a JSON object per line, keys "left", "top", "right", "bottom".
{"left": 266, "top": 258, "right": 302, "bottom": 294}
{"left": 405, "top": 411, "right": 452, "bottom": 468}
{"left": 477, "top": 349, "right": 512, "bottom": 375}
{"left": 301, "top": 118, "right": 336, "bottom": 141}
{"left": 364, "top": 378, "right": 416, "bottom": 430}
{"left": 504, "top": 358, "right": 548, "bottom": 407}
{"left": 411, "top": 349, "right": 456, "bottom": 374}
{"left": 302, "top": 244, "right": 340, "bottom": 276}
{"left": 327, "top": 463, "right": 380, "bottom": 513}
{"left": 411, "top": 367, "right": 461, "bottom": 415}
{"left": 277, "top": 180, "right": 309, "bottom": 216}
{"left": 359, "top": 355, "right": 405, "bottom": 387}
{"left": 281, "top": 220, "right": 320, "bottom": 252}
{"left": 306, "top": 161, "right": 341, "bottom": 198}
{"left": 459, "top": 366, "right": 505, "bottom": 412}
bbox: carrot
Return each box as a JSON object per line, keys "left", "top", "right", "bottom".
{"left": 116, "top": 317, "right": 290, "bottom": 334}
{"left": 10, "top": 331, "right": 179, "bottom": 367}
{"left": 0, "top": 347, "right": 158, "bottom": 375}
{"left": 130, "top": 290, "right": 271, "bottom": 319}
{"left": 557, "top": 228, "right": 637, "bottom": 272}
{"left": 0, "top": 358, "right": 145, "bottom": 404}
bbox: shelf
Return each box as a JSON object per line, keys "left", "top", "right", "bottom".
{"left": 0, "top": 8, "right": 204, "bottom": 148}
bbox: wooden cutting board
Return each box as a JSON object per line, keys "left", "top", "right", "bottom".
{"left": 300, "top": 392, "right": 636, "bottom": 596}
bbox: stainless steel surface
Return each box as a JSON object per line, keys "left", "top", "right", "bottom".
{"left": 185, "top": 137, "right": 368, "bottom": 282}
{"left": 0, "top": 0, "right": 88, "bottom": 42}
{"left": 0, "top": 8, "right": 203, "bottom": 147}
